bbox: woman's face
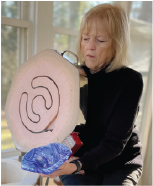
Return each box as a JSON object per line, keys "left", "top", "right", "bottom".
{"left": 81, "top": 18, "right": 115, "bottom": 71}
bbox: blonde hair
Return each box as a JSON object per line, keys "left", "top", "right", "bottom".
{"left": 77, "top": 3, "right": 131, "bottom": 73}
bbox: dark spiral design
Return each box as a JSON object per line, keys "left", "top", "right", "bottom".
{"left": 19, "top": 76, "right": 60, "bottom": 133}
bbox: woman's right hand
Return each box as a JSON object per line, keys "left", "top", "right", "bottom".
{"left": 68, "top": 155, "right": 79, "bottom": 161}
{"left": 68, "top": 156, "right": 85, "bottom": 175}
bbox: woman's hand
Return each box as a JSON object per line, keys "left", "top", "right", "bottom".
{"left": 39, "top": 159, "right": 77, "bottom": 178}
{"left": 39, "top": 156, "right": 85, "bottom": 178}
{"left": 68, "top": 155, "right": 79, "bottom": 161}
{"left": 68, "top": 156, "right": 85, "bottom": 175}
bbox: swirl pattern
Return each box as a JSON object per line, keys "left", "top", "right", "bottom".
{"left": 19, "top": 76, "right": 60, "bottom": 133}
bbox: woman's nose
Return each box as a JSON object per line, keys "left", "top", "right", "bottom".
{"left": 87, "top": 39, "right": 96, "bottom": 50}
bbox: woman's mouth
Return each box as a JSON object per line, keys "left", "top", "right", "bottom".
{"left": 87, "top": 55, "right": 95, "bottom": 58}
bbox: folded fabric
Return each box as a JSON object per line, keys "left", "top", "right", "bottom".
{"left": 21, "top": 143, "right": 72, "bottom": 175}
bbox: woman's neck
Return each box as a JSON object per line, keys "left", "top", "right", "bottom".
{"left": 90, "top": 63, "right": 109, "bottom": 74}
{"left": 90, "top": 68, "right": 102, "bottom": 74}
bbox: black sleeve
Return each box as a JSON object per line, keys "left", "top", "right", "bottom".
{"left": 74, "top": 124, "right": 86, "bottom": 133}
{"left": 79, "top": 73, "right": 143, "bottom": 170}
{"left": 80, "top": 65, "right": 89, "bottom": 78}
{"left": 80, "top": 84, "right": 88, "bottom": 120}
{"left": 74, "top": 84, "right": 88, "bottom": 133}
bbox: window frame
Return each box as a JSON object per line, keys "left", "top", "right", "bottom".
{"left": 127, "top": 1, "right": 152, "bottom": 163}
{"left": 140, "top": 62, "right": 152, "bottom": 160}
{"left": 1, "top": 17, "right": 33, "bottom": 62}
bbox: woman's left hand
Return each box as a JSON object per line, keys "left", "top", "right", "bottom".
{"left": 39, "top": 159, "right": 84, "bottom": 178}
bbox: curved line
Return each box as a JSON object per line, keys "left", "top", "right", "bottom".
{"left": 31, "top": 78, "right": 53, "bottom": 109}
{"left": 26, "top": 93, "right": 40, "bottom": 123}
{"left": 31, "top": 95, "right": 49, "bottom": 122}
{"left": 31, "top": 76, "right": 60, "bottom": 116}
{"left": 32, "top": 87, "right": 52, "bottom": 109}
{"left": 19, "top": 76, "right": 60, "bottom": 133}
{"left": 19, "top": 92, "right": 53, "bottom": 133}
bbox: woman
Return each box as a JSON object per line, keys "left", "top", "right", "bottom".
{"left": 40, "top": 3, "right": 143, "bottom": 185}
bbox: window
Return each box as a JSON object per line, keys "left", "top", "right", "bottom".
{"left": 1, "top": 25, "right": 19, "bottom": 150}
{"left": 1, "top": 1, "right": 32, "bottom": 151}
{"left": 129, "top": 1, "right": 152, "bottom": 132}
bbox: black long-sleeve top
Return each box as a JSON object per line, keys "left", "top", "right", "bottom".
{"left": 74, "top": 64, "right": 143, "bottom": 174}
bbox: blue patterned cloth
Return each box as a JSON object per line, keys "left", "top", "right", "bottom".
{"left": 21, "top": 143, "right": 72, "bottom": 175}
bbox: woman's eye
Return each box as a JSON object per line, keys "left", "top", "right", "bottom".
{"left": 97, "top": 39, "right": 104, "bottom": 43}
{"left": 84, "top": 38, "right": 89, "bottom": 41}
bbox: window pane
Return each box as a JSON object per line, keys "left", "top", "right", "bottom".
{"left": 54, "top": 34, "right": 77, "bottom": 54}
{"left": 1, "top": 1, "right": 21, "bottom": 19}
{"left": 129, "top": 1, "right": 152, "bottom": 132}
{"left": 54, "top": 34, "right": 78, "bottom": 64}
{"left": 54, "top": 34, "right": 69, "bottom": 52}
{"left": 1, "top": 25, "right": 20, "bottom": 150}
{"left": 130, "top": 1, "right": 152, "bottom": 23}
{"left": 53, "top": 1, "right": 112, "bottom": 30}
